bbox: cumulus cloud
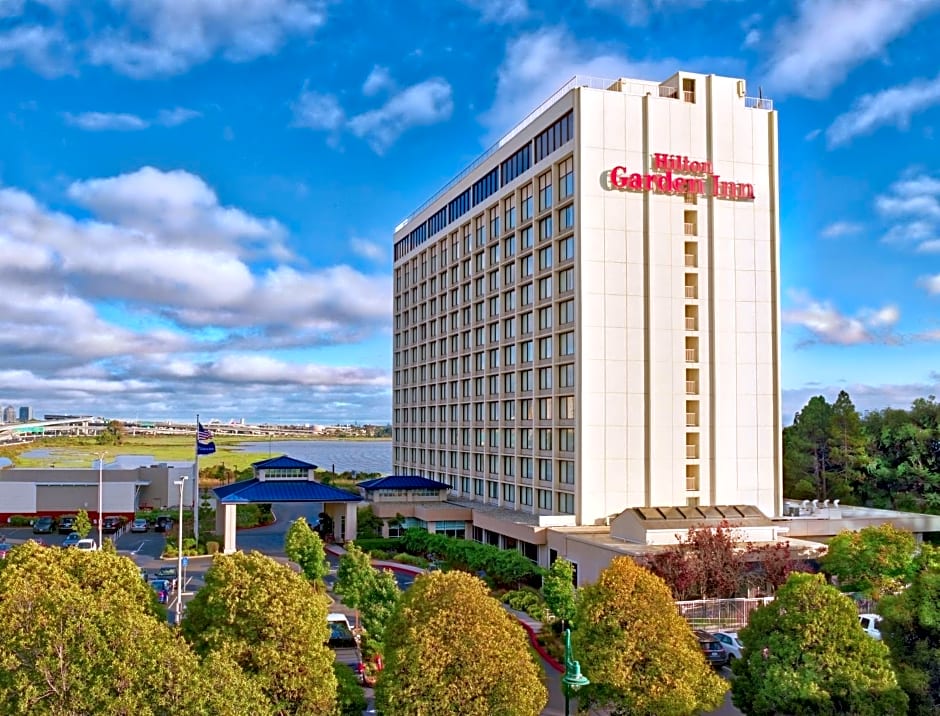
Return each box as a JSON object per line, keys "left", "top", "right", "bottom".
{"left": 350, "top": 238, "right": 386, "bottom": 263}
{"left": 783, "top": 291, "right": 900, "bottom": 345}
{"left": 0, "top": 170, "right": 392, "bottom": 421}
{"left": 294, "top": 71, "right": 454, "bottom": 154}
{"left": 875, "top": 170, "right": 940, "bottom": 253}
{"left": 919, "top": 274, "right": 940, "bottom": 295}
{"left": 783, "top": 378, "right": 940, "bottom": 424}
{"left": 585, "top": 0, "right": 717, "bottom": 25}
{"left": 764, "top": 0, "right": 940, "bottom": 98}
{"left": 362, "top": 65, "right": 394, "bottom": 96}
{"left": 0, "top": 23, "right": 71, "bottom": 76}
{"left": 820, "top": 221, "right": 863, "bottom": 238}
{"left": 62, "top": 107, "right": 201, "bottom": 131}
{"left": 826, "top": 73, "right": 940, "bottom": 147}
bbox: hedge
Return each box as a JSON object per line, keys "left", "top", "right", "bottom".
{"left": 353, "top": 538, "right": 404, "bottom": 554}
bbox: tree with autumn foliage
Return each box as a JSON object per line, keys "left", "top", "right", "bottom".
{"left": 182, "top": 551, "right": 337, "bottom": 715}
{"left": 573, "top": 556, "right": 727, "bottom": 715}
{"left": 374, "top": 571, "right": 547, "bottom": 716}
{"left": 731, "top": 572, "right": 906, "bottom": 715}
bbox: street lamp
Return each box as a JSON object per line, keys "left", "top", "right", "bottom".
{"left": 173, "top": 477, "right": 187, "bottom": 626}
{"left": 562, "top": 627, "right": 590, "bottom": 716}
{"left": 95, "top": 451, "right": 107, "bottom": 549}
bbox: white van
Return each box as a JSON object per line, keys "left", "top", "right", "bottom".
{"left": 859, "top": 613, "right": 882, "bottom": 640}
{"left": 76, "top": 539, "right": 98, "bottom": 551}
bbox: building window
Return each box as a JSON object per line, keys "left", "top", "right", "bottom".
{"left": 559, "top": 460, "right": 575, "bottom": 483}
{"left": 558, "top": 157, "right": 574, "bottom": 199}
{"left": 521, "top": 283, "right": 533, "bottom": 306}
{"left": 538, "top": 171, "right": 553, "bottom": 213}
{"left": 504, "top": 196, "right": 517, "bottom": 231}
{"left": 520, "top": 369, "right": 533, "bottom": 392}
{"left": 538, "top": 397, "right": 552, "bottom": 420}
{"left": 520, "top": 311, "right": 533, "bottom": 334}
{"left": 503, "top": 399, "right": 516, "bottom": 419}
{"left": 559, "top": 204, "right": 574, "bottom": 231}
{"left": 473, "top": 479, "right": 484, "bottom": 496}
{"left": 558, "top": 267, "right": 574, "bottom": 293}
{"left": 558, "top": 299, "right": 574, "bottom": 325}
{"left": 538, "top": 246, "right": 552, "bottom": 270}
{"left": 538, "top": 336, "right": 552, "bottom": 360}
{"left": 538, "top": 428, "right": 552, "bottom": 450}
{"left": 557, "top": 492, "right": 575, "bottom": 514}
{"left": 504, "top": 234, "right": 516, "bottom": 257}
{"left": 538, "top": 306, "right": 552, "bottom": 330}
{"left": 504, "top": 428, "right": 516, "bottom": 448}
{"left": 558, "top": 396, "right": 575, "bottom": 419}
{"left": 538, "top": 457, "right": 552, "bottom": 480}
{"left": 520, "top": 486, "right": 533, "bottom": 506}
{"left": 521, "top": 341, "right": 533, "bottom": 364}
{"left": 521, "top": 185, "right": 533, "bottom": 221}
{"left": 520, "top": 398, "right": 533, "bottom": 419}
{"left": 538, "top": 216, "right": 553, "bottom": 241}
{"left": 537, "top": 277, "right": 552, "bottom": 301}
{"left": 520, "top": 455, "right": 533, "bottom": 476}
{"left": 537, "top": 489, "right": 552, "bottom": 510}
{"left": 520, "top": 428, "right": 533, "bottom": 450}
{"left": 521, "top": 225, "right": 533, "bottom": 250}
{"left": 558, "top": 363, "right": 574, "bottom": 388}
{"left": 558, "top": 428, "right": 575, "bottom": 452}
{"left": 558, "top": 331, "right": 574, "bottom": 356}
{"left": 521, "top": 254, "right": 533, "bottom": 277}
{"left": 502, "top": 483, "right": 515, "bottom": 503}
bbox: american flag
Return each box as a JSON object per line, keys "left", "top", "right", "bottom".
{"left": 197, "top": 422, "right": 216, "bottom": 455}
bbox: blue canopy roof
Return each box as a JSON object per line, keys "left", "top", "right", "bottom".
{"left": 213, "top": 478, "right": 362, "bottom": 504}
{"left": 251, "top": 455, "right": 318, "bottom": 470}
{"left": 357, "top": 475, "right": 451, "bottom": 491}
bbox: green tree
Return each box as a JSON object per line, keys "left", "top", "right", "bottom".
{"left": 284, "top": 517, "right": 329, "bottom": 586}
{"left": 333, "top": 663, "right": 368, "bottom": 716}
{"left": 879, "top": 545, "right": 940, "bottom": 715}
{"left": 356, "top": 505, "right": 383, "bottom": 539}
{"left": 787, "top": 395, "right": 834, "bottom": 498}
{"left": 731, "top": 572, "right": 906, "bottom": 715}
{"left": 822, "top": 523, "right": 917, "bottom": 599}
{"left": 182, "top": 551, "right": 337, "bottom": 715}
{"left": 542, "top": 557, "right": 577, "bottom": 628}
{"left": 73, "top": 508, "right": 91, "bottom": 539}
{"left": 97, "top": 419, "right": 125, "bottom": 445}
{"left": 0, "top": 542, "right": 268, "bottom": 715}
{"left": 335, "top": 541, "right": 374, "bottom": 611}
{"left": 374, "top": 571, "right": 547, "bottom": 716}
{"left": 573, "top": 556, "right": 726, "bottom": 716}
{"left": 358, "top": 567, "right": 401, "bottom": 653}
{"left": 827, "top": 390, "right": 869, "bottom": 498}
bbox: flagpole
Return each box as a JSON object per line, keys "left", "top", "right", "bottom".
{"left": 193, "top": 414, "right": 200, "bottom": 542}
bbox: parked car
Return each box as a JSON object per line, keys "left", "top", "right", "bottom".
{"left": 156, "top": 565, "right": 178, "bottom": 580}
{"left": 712, "top": 631, "right": 744, "bottom": 660}
{"left": 694, "top": 629, "right": 730, "bottom": 669}
{"left": 75, "top": 539, "right": 98, "bottom": 551}
{"left": 101, "top": 516, "right": 123, "bottom": 534}
{"left": 130, "top": 518, "right": 149, "bottom": 533}
{"left": 32, "top": 516, "right": 56, "bottom": 534}
{"left": 326, "top": 614, "right": 365, "bottom": 683}
{"left": 57, "top": 515, "right": 77, "bottom": 534}
{"left": 0, "top": 542, "right": 10, "bottom": 559}
{"left": 154, "top": 516, "right": 173, "bottom": 533}
{"left": 62, "top": 532, "right": 82, "bottom": 548}
{"left": 859, "top": 614, "right": 882, "bottom": 640}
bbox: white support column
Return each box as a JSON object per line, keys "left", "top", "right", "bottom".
{"left": 345, "top": 502, "right": 358, "bottom": 542}
{"left": 223, "top": 504, "right": 238, "bottom": 553}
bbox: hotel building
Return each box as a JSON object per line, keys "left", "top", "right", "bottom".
{"left": 391, "top": 72, "right": 783, "bottom": 570}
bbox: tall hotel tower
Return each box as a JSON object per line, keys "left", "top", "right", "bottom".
{"left": 392, "top": 73, "right": 782, "bottom": 540}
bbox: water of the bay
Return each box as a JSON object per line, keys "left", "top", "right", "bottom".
{"left": 236, "top": 440, "right": 392, "bottom": 475}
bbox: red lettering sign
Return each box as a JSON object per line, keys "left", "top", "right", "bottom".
{"left": 607, "top": 153, "right": 754, "bottom": 201}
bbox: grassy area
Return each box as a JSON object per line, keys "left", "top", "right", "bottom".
{"left": 3, "top": 435, "right": 273, "bottom": 471}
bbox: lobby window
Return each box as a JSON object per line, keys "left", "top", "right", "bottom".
{"left": 559, "top": 204, "right": 574, "bottom": 231}
{"left": 521, "top": 185, "right": 533, "bottom": 221}
{"left": 558, "top": 267, "right": 574, "bottom": 293}
{"left": 557, "top": 492, "right": 575, "bottom": 514}
{"left": 558, "top": 363, "right": 575, "bottom": 388}
{"left": 558, "top": 396, "right": 575, "bottom": 419}
{"left": 558, "top": 299, "right": 574, "bottom": 325}
{"left": 558, "top": 157, "right": 574, "bottom": 199}
{"left": 538, "top": 171, "right": 553, "bottom": 212}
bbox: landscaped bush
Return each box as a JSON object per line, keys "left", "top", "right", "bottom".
{"left": 393, "top": 553, "right": 429, "bottom": 568}
{"left": 205, "top": 541, "right": 220, "bottom": 555}
{"left": 354, "top": 538, "right": 404, "bottom": 554}
{"left": 503, "top": 589, "right": 548, "bottom": 621}
{"left": 7, "top": 515, "right": 32, "bottom": 527}
{"left": 236, "top": 504, "right": 262, "bottom": 528}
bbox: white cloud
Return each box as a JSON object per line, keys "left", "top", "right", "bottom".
{"left": 804, "top": 128, "right": 822, "bottom": 141}
{"left": 63, "top": 111, "right": 149, "bottom": 131}
{"left": 820, "top": 221, "right": 863, "bottom": 238}
{"left": 783, "top": 379, "right": 940, "bottom": 424}
{"left": 460, "top": 0, "right": 529, "bottom": 23}
{"left": 875, "top": 170, "right": 940, "bottom": 252}
{"left": 155, "top": 107, "right": 201, "bottom": 126}
{"left": 743, "top": 29, "right": 760, "bottom": 47}
{"left": 764, "top": 0, "right": 940, "bottom": 98}
{"left": 586, "top": 0, "right": 713, "bottom": 25}
{"left": 348, "top": 78, "right": 453, "bottom": 153}
{"left": 362, "top": 65, "right": 394, "bottom": 96}
{"left": 783, "top": 291, "right": 900, "bottom": 345}
{"left": 827, "top": 74, "right": 940, "bottom": 147}
{"left": 350, "top": 238, "right": 385, "bottom": 262}
{"left": 291, "top": 90, "right": 345, "bottom": 132}
{"left": 919, "top": 274, "right": 940, "bottom": 295}
{"left": 0, "top": 24, "right": 71, "bottom": 76}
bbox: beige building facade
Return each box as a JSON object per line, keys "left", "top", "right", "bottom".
{"left": 392, "top": 72, "right": 782, "bottom": 567}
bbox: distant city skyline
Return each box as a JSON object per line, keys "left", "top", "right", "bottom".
{"left": 1, "top": 2, "right": 940, "bottom": 423}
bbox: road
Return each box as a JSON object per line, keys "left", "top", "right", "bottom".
{"left": 1, "top": 506, "right": 741, "bottom": 715}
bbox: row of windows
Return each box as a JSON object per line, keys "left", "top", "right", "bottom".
{"left": 396, "top": 360, "right": 575, "bottom": 397}
{"left": 394, "top": 394, "right": 577, "bottom": 423}
{"left": 394, "top": 426, "right": 577, "bottom": 451}
{"left": 393, "top": 110, "right": 574, "bottom": 261}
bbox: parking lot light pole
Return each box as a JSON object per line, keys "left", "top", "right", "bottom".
{"left": 174, "top": 477, "right": 187, "bottom": 626}
{"left": 562, "top": 627, "right": 590, "bottom": 716}
{"left": 95, "top": 452, "right": 107, "bottom": 548}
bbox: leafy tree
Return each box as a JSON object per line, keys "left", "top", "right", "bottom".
{"left": 787, "top": 395, "right": 834, "bottom": 499}
{"left": 359, "top": 567, "right": 401, "bottom": 652}
{"left": 74, "top": 508, "right": 91, "bottom": 539}
{"left": 284, "top": 517, "right": 329, "bottom": 586}
{"left": 357, "top": 505, "right": 383, "bottom": 539}
{"left": 542, "top": 557, "right": 577, "bottom": 628}
{"left": 374, "top": 571, "right": 547, "bottom": 716}
{"left": 879, "top": 544, "right": 940, "bottom": 715}
{"left": 97, "top": 419, "right": 125, "bottom": 445}
{"left": 828, "top": 390, "right": 869, "bottom": 497}
{"left": 822, "top": 523, "right": 917, "bottom": 599}
{"left": 573, "top": 556, "right": 726, "bottom": 716}
{"left": 731, "top": 572, "right": 906, "bottom": 715}
{"left": 333, "top": 663, "right": 368, "bottom": 716}
{"left": 335, "top": 541, "right": 374, "bottom": 611}
{"left": 0, "top": 542, "right": 268, "bottom": 715}
{"left": 182, "top": 550, "right": 337, "bottom": 715}
{"left": 745, "top": 541, "right": 799, "bottom": 593}
{"left": 647, "top": 521, "right": 744, "bottom": 600}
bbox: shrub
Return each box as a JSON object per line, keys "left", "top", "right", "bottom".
{"left": 393, "top": 553, "right": 428, "bottom": 568}
{"left": 355, "top": 538, "right": 404, "bottom": 554}
{"left": 7, "top": 515, "right": 32, "bottom": 527}
{"left": 503, "top": 589, "right": 548, "bottom": 620}
{"left": 205, "top": 541, "right": 220, "bottom": 555}
{"left": 333, "top": 663, "right": 367, "bottom": 716}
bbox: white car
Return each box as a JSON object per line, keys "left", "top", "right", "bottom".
{"left": 859, "top": 614, "right": 882, "bottom": 640}
{"left": 713, "top": 631, "right": 744, "bottom": 660}
{"left": 76, "top": 539, "right": 98, "bottom": 551}
{"left": 130, "top": 518, "right": 149, "bottom": 533}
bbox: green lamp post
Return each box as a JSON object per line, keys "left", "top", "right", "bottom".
{"left": 562, "top": 627, "right": 590, "bottom": 716}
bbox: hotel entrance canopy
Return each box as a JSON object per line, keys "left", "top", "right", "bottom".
{"left": 212, "top": 455, "right": 362, "bottom": 553}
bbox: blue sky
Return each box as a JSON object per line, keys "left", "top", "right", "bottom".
{"left": 1, "top": 0, "right": 939, "bottom": 425}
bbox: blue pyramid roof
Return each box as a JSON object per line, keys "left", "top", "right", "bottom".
{"left": 213, "top": 478, "right": 361, "bottom": 504}
{"left": 357, "top": 475, "right": 451, "bottom": 491}
{"left": 251, "top": 455, "right": 318, "bottom": 470}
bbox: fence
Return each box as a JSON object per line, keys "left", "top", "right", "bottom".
{"left": 676, "top": 597, "right": 774, "bottom": 631}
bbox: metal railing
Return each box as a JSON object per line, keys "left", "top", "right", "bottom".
{"left": 685, "top": 348, "right": 698, "bottom": 362}
{"left": 684, "top": 222, "right": 696, "bottom": 236}
{"left": 685, "top": 317, "right": 697, "bottom": 330}
{"left": 684, "top": 91, "right": 696, "bottom": 103}
{"left": 745, "top": 96, "right": 774, "bottom": 110}
{"left": 684, "top": 286, "right": 698, "bottom": 299}
{"left": 677, "top": 597, "right": 774, "bottom": 631}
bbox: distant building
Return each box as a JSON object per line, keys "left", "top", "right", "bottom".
{"left": 18, "top": 406, "right": 32, "bottom": 422}
{"left": 2, "top": 406, "right": 16, "bottom": 423}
